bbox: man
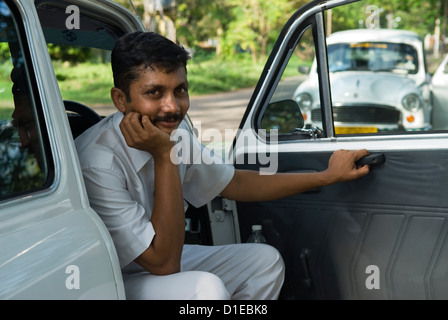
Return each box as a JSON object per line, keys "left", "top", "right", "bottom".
{"left": 75, "top": 31, "right": 370, "bottom": 300}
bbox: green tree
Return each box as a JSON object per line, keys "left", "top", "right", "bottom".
{"left": 331, "top": 0, "right": 442, "bottom": 37}
{"left": 47, "top": 44, "right": 92, "bottom": 64}
{"left": 221, "top": 0, "right": 295, "bottom": 63}
{"left": 176, "top": 0, "right": 233, "bottom": 51}
{"left": 112, "top": 1, "right": 448, "bottom": 61}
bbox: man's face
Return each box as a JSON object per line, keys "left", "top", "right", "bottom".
{"left": 122, "top": 66, "right": 189, "bottom": 135}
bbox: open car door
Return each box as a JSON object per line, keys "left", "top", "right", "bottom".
{"left": 229, "top": 0, "right": 448, "bottom": 299}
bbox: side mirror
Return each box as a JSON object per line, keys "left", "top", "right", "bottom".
{"left": 260, "top": 100, "right": 304, "bottom": 134}
{"left": 298, "top": 65, "right": 310, "bottom": 74}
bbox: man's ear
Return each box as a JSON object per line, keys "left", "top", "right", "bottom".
{"left": 110, "top": 87, "right": 127, "bottom": 113}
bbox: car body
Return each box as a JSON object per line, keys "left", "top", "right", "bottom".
{"left": 292, "top": 28, "right": 432, "bottom": 134}
{"left": 3, "top": 0, "right": 448, "bottom": 301}
{"left": 0, "top": 0, "right": 144, "bottom": 299}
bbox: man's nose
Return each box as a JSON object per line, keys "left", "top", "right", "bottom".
{"left": 161, "top": 93, "right": 180, "bottom": 114}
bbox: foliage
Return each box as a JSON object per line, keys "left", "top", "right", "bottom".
{"left": 186, "top": 48, "right": 306, "bottom": 95}
{"left": 187, "top": 54, "right": 265, "bottom": 94}
{"left": 47, "top": 44, "right": 92, "bottom": 64}
{"left": 331, "top": 0, "right": 443, "bottom": 37}
{"left": 112, "top": 0, "right": 448, "bottom": 65}
{"left": 176, "top": 0, "right": 233, "bottom": 49}
{"left": 53, "top": 61, "right": 114, "bottom": 104}
{"left": 222, "top": 0, "right": 299, "bottom": 63}
{"left": 0, "top": 120, "right": 44, "bottom": 197}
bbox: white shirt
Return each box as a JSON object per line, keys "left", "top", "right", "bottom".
{"left": 75, "top": 112, "right": 234, "bottom": 271}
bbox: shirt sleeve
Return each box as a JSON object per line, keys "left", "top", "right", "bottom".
{"left": 182, "top": 133, "right": 235, "bottom": 208}
{"left": 81, "top": 166, "right": 155, "bottom": 269}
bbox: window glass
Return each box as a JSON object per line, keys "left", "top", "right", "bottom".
{"left": 327, "top": 1, "right": 435, "bottom": 135}
{"left": 265, "top": 1, "right": 448, "bottom": 139}
{"left": 34, "top": 2, "right": 129, "bottom": 139}
{"left": 328, "top": 42, "right": 419, "bottom": 74}
{"left": 264, "top": 26, "right": 320, "bottom": 138}
{"left": 0, "top": 0, "right": 50, "bottom": 199}
{"left": 35, "top": 2, "right": 122, "bottom": 118}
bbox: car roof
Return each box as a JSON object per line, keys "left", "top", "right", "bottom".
{"left": 34, "top": 0, "right": 145, "bottom": 50}
{"left": 327, "top": 28, "right": 422, "bottom": 46}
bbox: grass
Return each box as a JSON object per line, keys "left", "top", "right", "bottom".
{"left": 187, "top": 53, "right": 305, "bottom": 96}
{"left": 53, "top": 61, "right": 114, "bottom": 105}
{"left": 188, "top": 58, "right": 266, "bottom": 95}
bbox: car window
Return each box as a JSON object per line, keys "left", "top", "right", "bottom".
{"left": 0, "top": 0, "right": 53, "bottom": 200}
{"left": 328, "top": 42, "right": 419, "bottom": 74}
{"left": 35, "top": 1, "right": 126, "bottom": 119}
{"left": 261, "top": 1, "right": 445, "bottom": 139}
{"left": 263, "top": 26, "right": 321, "bottom": 138}
{"left": 326, "top": 2, "right": 434, "bottom": 136}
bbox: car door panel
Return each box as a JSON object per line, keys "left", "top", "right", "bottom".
{"left": 225, "top": 0, "right": 448, "bottom": 299}
{"left": 236, "top": 148, "right": 448, "bottom": 299}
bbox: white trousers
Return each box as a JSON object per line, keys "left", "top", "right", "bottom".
{"left": 123, "top": 243, "right": 285, "bottom": 300}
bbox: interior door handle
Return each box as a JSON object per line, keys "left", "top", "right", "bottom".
{"left": 356, "top": 153, "right": 385, "bottom": 166}
{"left": 300, "top": 248, "right": 312, "bottom": 288}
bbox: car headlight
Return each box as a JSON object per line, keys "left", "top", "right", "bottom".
{"left": 295, "top": 93, "right": 313, "bottom": 111}
{"left": 402, "top": 93, "right": 422, "bottom": 112}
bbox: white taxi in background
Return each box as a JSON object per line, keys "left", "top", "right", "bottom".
{"left": 293, "top": 28, "right": 432, "bottom": 134}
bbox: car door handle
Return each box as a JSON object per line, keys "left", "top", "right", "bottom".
{"left": 356, "top": 153, "right": 385, "bottom": 166}
{"left": 300, "top": 248, "right": 312, "bottom": 288}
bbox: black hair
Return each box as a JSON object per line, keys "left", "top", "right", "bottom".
{"left": 111, "top": 31, "right": 190, "bottom": 101}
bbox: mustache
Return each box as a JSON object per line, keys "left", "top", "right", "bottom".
{"left": 153, "top": 113, "right": 183, "bottom": 123}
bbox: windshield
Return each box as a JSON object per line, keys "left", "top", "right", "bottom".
{"left": 328, "top": 42, "right": 419, "bottom": 74}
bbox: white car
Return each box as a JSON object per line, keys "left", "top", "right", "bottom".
{"left": 293, "top": 28, "right": 432, "bottom": 134}
{"left": 0, "top": 0, "right": 142, "bottom": 300}
{"left": 4, "top": 0, "right": 448, "bottom": 302}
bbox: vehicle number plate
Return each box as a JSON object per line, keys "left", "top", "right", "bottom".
{"left": 335, "top": 127, "right": 378, "bottom": 134}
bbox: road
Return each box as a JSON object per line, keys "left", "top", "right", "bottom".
{"left": 187, "top": 75, "right": 305, "bottom": 142}
{"left": 188, "top": 87, "right": 252, "bottom": 139}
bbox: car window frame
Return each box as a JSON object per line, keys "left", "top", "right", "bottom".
{"left": 0, "top": 0, "right": 56, "bottom": 203}
{"left": 245, "top": 0, "right": 448, "bottom": 147}
{"left": 247, "top": 4, "right": 330, "bottom": 142}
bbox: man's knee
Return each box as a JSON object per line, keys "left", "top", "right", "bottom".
{"left": 239, "top": 244, "right": 285, "bottom": 299}
{"left": 255, "top": 244, "right": 285, "bottom": 275}
{"left": 123, "top": 270, "right": 230, "bottom": 300}
{"left": 189, "top": 271, "right": 230, "bottom": 300}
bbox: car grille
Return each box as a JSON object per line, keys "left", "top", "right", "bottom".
{"left": 311, "top": 105, "right": 400, "bottom": 124}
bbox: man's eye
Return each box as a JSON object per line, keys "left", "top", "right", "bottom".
{"left": 176, "top": 87, "right": 187, "bottom": 94}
